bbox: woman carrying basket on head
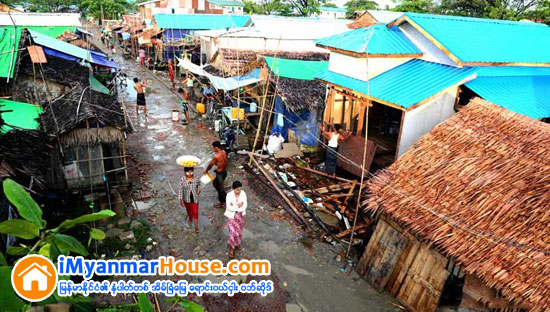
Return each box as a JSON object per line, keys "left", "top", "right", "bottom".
{"left": 179, "top": 167, "right": 201, "bottom": 234}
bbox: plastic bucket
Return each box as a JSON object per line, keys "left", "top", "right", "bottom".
{"left": 231, "top": 108, "right": 245, "bottom": 120}
{"left": 172, "top": 110, "right": 179, "bottom": 121}
{"left": 200, "top": 173, "right": 214, "bottom": 185}
{"left": 196, "top": 103, "right": 206, "bottom": 114}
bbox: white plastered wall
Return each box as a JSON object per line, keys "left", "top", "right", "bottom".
{"left": 398, "top": 85, "right": 458, "bottom": 157}
{"left": 328, "top": 52, "right": 411, "bottom": 80}
{"left": 398, "top": 22, "right": 457, "bottom": 67}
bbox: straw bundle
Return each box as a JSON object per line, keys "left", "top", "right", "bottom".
{"left": 363, "top": 98, "right": 550, "bottom": 310}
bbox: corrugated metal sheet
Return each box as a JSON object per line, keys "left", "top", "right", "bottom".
{"left": 475, "top": 66, "right": 550, "bottom": 77}
{"left": 249, "top": 15, "right": 351, "bottom": 40}
{"left": 466, "top": 76, "right": 550, "bottom": 119}
{"left": 315, "top": 24, "right": 421, "bottom": 55}
{"left": 316, "top": 59, "right": 476, "bottom": 108}
{"left": 0, "top": 12, "right": 81, "bottom": 27}
{"left": 404, "top": 13, "right": 550, "bottom": 64}
{"left": 154, "top": 14, "right": 250, "bottom": 30}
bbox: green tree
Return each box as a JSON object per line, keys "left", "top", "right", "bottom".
{"left": 288, "top": 0, "right": 326, "bottom": 16}
{"left": 323, "top": 2, "right": 338, "bottom": 7}
{"left": 437, "top": 0, "right": 541, "bottom": 20}
{"left": 392, "top": 0, "right": 436, "bottom": 13}
{"left": 526, "top": 0, "right": 550, "bottom": 23}
{"left": 243, "top": 0, "right": 260, "bottom": 13}
{"left": 344, "top": 0, "right": 378, "bottom": 15}
{"left": 27, "top": 0, "right": 79, "bottom": 12}
{"left": 80, "top": 0, "right": 130, "bottom": 24}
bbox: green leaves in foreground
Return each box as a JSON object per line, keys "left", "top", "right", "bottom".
{"left": 54, "top": 210, "right": 116, "bottom": 232}
{"left": 138, "top": 293, "right": 154, "bottom": 312}
{"left": 50, "top": 234, "right": 89, "bottom": 256}
{"left": 2, "top": 179, "right": 43, "bottom": 228}
{"left": 0, "top": 267, "right": 28, "bottom": 312}
{"left": 0, "top": 219, "right": 39, "bottom": 239}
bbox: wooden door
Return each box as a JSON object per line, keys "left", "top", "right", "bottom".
{"left": 395, "top": 245, "right": 450, "bottom": 312}
{"left": 357, "top": 219, "right": 408, "bottom": 292}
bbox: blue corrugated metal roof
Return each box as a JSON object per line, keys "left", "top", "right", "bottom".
{"left": 315, "top": 24, "right": 421, "bottom": 55}
{"left": 316, "top": 59, "right": 476, "bottom": 108}
{"left": 466, "top": 76, "right": 550, "bottom": 119}
{"left": 154, "top": 14, "right": 250, "bottom": 30}
{"left": 403, "top": 13, "right": 550, "bottom": 64}
{"left": 475, "top": 66, "right": 550, "bottom": 77}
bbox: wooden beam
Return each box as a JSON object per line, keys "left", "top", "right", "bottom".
{"left": 405, "top": 73, "right": 478, "bottom": 112}
{"left": 251, "top": 157, "right": 307, "bottom": 226}
{"left": 296, "top": 165, "right": 357, "bottom": 184}
{"left": 463, "top": 61, "right": 550, "bottom": 67}
{"left": 394, "top": 109, "right": 405, "bottom": 161}
{"left": 315, "top": 45, "right": 423, "bottom": 59}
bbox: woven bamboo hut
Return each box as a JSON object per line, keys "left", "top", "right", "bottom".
{"left": 358, "top": 98, "right": 550, "bottom": 311}
{"left": 41, "top": 86, "right": 131, "bottom": 190}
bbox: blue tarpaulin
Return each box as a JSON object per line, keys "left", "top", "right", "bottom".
{"left": 43, "top": 47, "right": 79, "bottom": 61}
{"left": 271, "top": 96, "right": 320, "bottom": 147}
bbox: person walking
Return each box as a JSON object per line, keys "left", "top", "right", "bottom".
{"left": 225, "top": 181, "right": 247, "bottom": 259}
{"left": 134, "top": 78, "right": 147, "bottom": 116}
{"left": 320, "top": 124, "right": 351, "bottom": 177}
{"left": 179, "top": 167, "right": 201, "bottom": 234}
{"left": 205, "top": 141, "right": 227, "bottom": 209}
{"left": 139, "top": 48, "right": 146, "bottom": 67}
{"left": 168, "top": 60, "right": 175, "bottom": 91}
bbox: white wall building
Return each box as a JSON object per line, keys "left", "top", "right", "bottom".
{"left": 196, "top": 15, "right": 352, "bottom": 62}
{"left": 317, "top": 7, "right": 347, "bottom": 19}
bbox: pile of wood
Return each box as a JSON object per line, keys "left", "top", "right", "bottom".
{"left": 249, "top": 156, "right": 370, "bottom": 244}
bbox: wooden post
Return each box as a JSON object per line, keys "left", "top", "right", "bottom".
{"left": 251, "top": 157, "right": 307, "bottom": 226}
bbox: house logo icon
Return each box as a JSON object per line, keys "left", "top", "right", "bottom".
{"left": 11, "top": 254, "right": 58, "bottom": 302}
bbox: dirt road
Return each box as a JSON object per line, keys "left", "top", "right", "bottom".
{"left": 93, "top": 29, "right": 400, "bottom": 312}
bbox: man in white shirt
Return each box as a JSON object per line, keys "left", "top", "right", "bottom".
{"left": 266, "top": 132, "right": 284, "bottom": 154}
{"left": 225, "top": 181, "right": 247, "bottom": 259}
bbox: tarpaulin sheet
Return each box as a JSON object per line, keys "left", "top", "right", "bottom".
{"left": 0, "top": 99, "right": 43, "bottom": 133}
{"left": 265, "top": 56, "right": 328, "bottom": 80}
{"left": 0, "top": 27, "right": 21, "bottom": 79}
{"left": 271, "top": 96, "right": 320, "bottom": 147}
{"left": 89, "top": 75, "right": 110, "bottom": 95}
{"left": 43, "top": 46, "right": 79, "bottom": 61}
{"left": 177, "top": 57, "right": 261, "bottom": 91}
{"left": 30, "top": 30, "right": 119, "bottom": 68}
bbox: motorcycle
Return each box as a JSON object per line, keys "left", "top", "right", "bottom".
{"left": 219, "top": 124, "right": 236, "bottom": 155}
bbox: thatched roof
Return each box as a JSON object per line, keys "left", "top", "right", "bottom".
{"left": 363, "top": 98, "right": 550, "bottom": 310}
{"left": 269, "top": 74, "right": 325, "bottom": 113}
{"left": 0, "top": 130, "right": 53, "bottom": 189}
{"left": 41, "top": 86, "right": 130, "bottom": 144}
